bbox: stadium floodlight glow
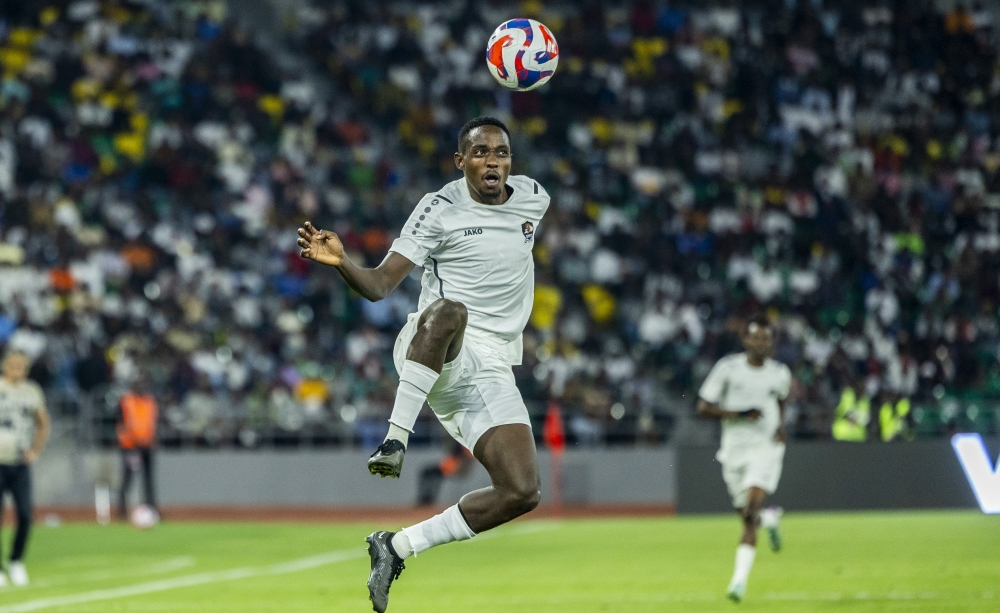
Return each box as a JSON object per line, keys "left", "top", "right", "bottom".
{"left": 951, "top": 433, "right": 1000, "bottom": 514}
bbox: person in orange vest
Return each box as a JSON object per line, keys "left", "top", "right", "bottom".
{"left": 116, "top": 376, "right": 159, "bottom": 520}
{"left": 416, "top": 441, "right": 474, "bottom": 507}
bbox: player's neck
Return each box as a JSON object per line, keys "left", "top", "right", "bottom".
{"left": 466, "top": 179, "right": 511, "bottom": 206}
{"left": 745, "top": 354, "right": 765, "bottom": 368}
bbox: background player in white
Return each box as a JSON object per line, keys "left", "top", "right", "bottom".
{"left": 697, "top": 315, "right": 791, "bottom": 603}
{"left": 0, "top": 350, "right": 50, "bottom": 587}
{"left": 296, "top": 117, "right": 549, "bottom": 612}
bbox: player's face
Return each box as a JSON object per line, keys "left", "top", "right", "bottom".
{"left": 743, "top": 325, "right": 773, "bottom": 360}
{"left": 455, "top": 126, "right": 512, "bottom": 203}
{"left": 2, "top": 354, "right": 28, "bottom": 382}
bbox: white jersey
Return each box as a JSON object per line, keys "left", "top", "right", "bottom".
{"left": 698, "top": 353, "right": 791, "bottom": 459}
{"left": 0, "top": 378, "right": 44, "bottom": 465}
{"left": 389, "top": 175, "right": 550, "bottom": 365}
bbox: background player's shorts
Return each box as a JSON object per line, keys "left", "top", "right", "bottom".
{"left": 393, "top": 310, "right": 531, "bottom": 452}
{"left": 718, "top": 443, "right": 785, "bottom": 509}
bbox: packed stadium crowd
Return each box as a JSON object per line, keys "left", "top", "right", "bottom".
{"left": 1, "top": 0, "right": 999, "bottom": 448}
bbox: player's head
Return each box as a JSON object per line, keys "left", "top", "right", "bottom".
{"left": 455, "top": 116, "right": 512, "bottom": 202}
{"left": 2, "top": 349, "right": 29, "bottom": 383}
{"left": 742, "top": 315, "right": 774, "bottom": 361}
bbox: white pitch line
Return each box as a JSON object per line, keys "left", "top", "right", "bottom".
{"left": 32, "top": 557, "right": 197, "bottom": 588}
{"left": 495, "top": 590, "right": 997, "bottom": 606}
{"left": 0, "top": 522, "right": 562, "bottom": 613}
{"left": 0, "top": 548, "right": 365, "bottom": 613}
{"left": 464, "top": 520, "right": 562, "bottom": 543}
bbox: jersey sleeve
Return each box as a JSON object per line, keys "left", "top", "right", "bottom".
{"left": 388, "top": 194, "right": 446, "bottom": 266}
{"left": 777, "top": 364, "right": 792, "bottom": 400}
{"left": 30, "top": 382, "right": 45, "bottom": 413}
{"left": 529, "top": 177, "right": 551, "bottom": 218}
{"left": 698, "top": 359, "right": 729, "bottom": 404}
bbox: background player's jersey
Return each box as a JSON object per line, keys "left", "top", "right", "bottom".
{"left": 389, "top": 175, "right": 550, "bottom": 365}
{"left": 0, "top": 379, "right": 44, "bottom": 465}
{"left": 698, "top": 353, "right": 791, "bottom": 457}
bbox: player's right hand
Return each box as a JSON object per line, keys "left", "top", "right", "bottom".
{"left": 297, "top": 221, "right": 344, "bottom": 267}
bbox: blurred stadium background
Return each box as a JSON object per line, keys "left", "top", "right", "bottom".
{"left": 0, "top": 0, "right": 998, "bottom": 610}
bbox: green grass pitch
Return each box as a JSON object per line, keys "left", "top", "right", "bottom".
{"left": 0, "top": 510, "right": 996, "bottom": 612}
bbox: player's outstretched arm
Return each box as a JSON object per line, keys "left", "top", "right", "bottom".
{"left": 297, "top": 221, "right": 415, "bottom": 301}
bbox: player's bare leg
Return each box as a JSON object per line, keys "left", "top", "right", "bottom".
{"left": 761, "top": 505, "right": 783, "bottom": 552}
{"left": 740, "top": 486, "right": 766, "bottom": 546}
{"left": 728, "top": 486, "right": 767, "bottom": 602}
{"left": 388, "top": 423, "right": 539, "bottom": 556}
{"left": 366, "top": 299, "right": 471, "bottom": 611}
{"left": 458, "top": 423, "right": 541, "bottom": 531}
{"left": 367, "top": 426, "right": 540, "bottom": 612}
{"left": 368, "top": 299, "right": 467, "bottom": 478}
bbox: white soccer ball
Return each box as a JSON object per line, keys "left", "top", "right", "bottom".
{"left": 486, "top": 19, "right": 560, "bottom": 91}
{"left": 130, "top": 504, "right": 159, "bottom": 530}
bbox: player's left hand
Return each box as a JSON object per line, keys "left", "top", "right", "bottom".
{"left": 23, "top": 448, "right": 40, "bottom": 464}
{"left": 774, "top": 426, "right": 788, "bottom": 444}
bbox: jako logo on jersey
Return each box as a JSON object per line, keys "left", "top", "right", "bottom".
{"left": 522, "top": 221, "right": 534, "bottom": 243}
{"left": 464, "top": 228, "right": 483, "bottom": 236}
{"left": 952, "top": 433, "right": 1000, "bottom": 513}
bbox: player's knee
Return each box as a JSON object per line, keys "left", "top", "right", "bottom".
{"left": 16, "top": 509, "right": 32, "bottom": 527}
{"left": 436, "top": 299, "right": 468, "bottom": 326}
{"left": 425, "top": 299, "right": 468, "bottom": 333}
{"left": 522, "top": 487, "right": 541, "bottom": 513}
{"left": 505, "top": 482, "right": 541, "bottom": 516}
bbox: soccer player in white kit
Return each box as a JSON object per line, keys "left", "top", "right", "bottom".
{"left": 0, "top": 350, "right": 51, "bottom": 587}
{"left": 697, "top": 315, "right": 791, "bottom": 603}
{"left": 296, "top": 117, "right": 549, "bottom": 612}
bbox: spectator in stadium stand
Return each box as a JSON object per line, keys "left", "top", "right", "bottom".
{"left": 116, "top": 374, "right": 159, "bottom": 519}
{"left": 831, "top": 382, "right": 871, "bottom": 442}
{"left": 0, "top": 350, "right": 50, "bottom": 587}
{"left": 415, "top": 441, "right": 474, "bottom": 507}
{"left": 3, "top": 0, "right": 1000, "bottom": 448}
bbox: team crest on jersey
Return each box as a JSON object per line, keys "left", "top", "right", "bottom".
{"left": 522, "top": 221, "right": 534, "bottom": 243}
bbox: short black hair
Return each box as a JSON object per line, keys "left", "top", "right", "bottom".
{"left": 745, "top": 314, "right": 771, "bottom": 335}
{"left": 457, "top": 116, "right": 511, "bottom": 154}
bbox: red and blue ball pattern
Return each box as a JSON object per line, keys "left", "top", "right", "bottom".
{"left": 486, "top": 19, "right": 559, "bottom": 91}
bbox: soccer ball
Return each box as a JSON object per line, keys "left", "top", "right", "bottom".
{"left": 130, "top": 504, "right": 159, "bottom": 530}
{"left": 486, "top": 19, "right": 559, "bottom": 91}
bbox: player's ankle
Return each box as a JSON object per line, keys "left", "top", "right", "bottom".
{"left": 385, "top": 423, "right": 411, "bottom": 449}
{"left": 389, "top": 531, "right": 414, "bottom": 560}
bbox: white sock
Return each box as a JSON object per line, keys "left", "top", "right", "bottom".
{"left": 385, "top": 423, "right": 411, "bottom": 448}
{"left": 761, "top": 507, "right": 781, "bottom": 529}
{"left": 387, "top": 360, "right": 440, "bottom": 437}
{"left": 390, "top": 531, "right": 413, "bottom": 559}
{"left": 399, "top": 504, "right": 476, "bottom": 558}
{"left": 730, "top": 544, "right": 756, "bottom": 586}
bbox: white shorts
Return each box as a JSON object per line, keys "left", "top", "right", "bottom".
{"left": 393, "top": 311, "right": 531, "bottom": 452}
{"left": 718, "top": 444, "right": 785, "bottom": 509}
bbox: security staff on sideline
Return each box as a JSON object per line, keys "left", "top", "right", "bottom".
{"left": 879, "top": 395, "right": 911, "bottom": 442}
{"left": 0, "top": 350, "right": 50, "bottom": 587}
{"left": 832, "top": 382, "right": 870, "bottom": 442}
{"left": 116, "top": 375, "right": 159, "bottom": 519}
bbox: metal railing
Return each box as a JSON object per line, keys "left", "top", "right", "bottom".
{"left": 57, "top": 385, "right": 995, "bottom": 451}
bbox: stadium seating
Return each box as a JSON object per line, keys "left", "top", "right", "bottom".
{"left": 2, "top": 1, "right": 999, "bottom": 447}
